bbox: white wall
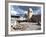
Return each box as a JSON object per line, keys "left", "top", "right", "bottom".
{"left": 0, "top": 0, "right": 46, "bottom": 37}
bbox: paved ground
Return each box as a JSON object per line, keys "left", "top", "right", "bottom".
{"left": 11, "top": 22, "right": 41, "bottom": 31}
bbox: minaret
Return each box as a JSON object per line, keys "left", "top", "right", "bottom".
{"left": 28, "top": 8, "right": 33, "bottom": 19}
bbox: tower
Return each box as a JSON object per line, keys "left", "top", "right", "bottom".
{"left": 28, "top": 8, "right": 33, "bottom": 19}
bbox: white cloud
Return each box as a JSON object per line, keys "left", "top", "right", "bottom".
{"left": 11, "top": 10, "right": 17, "bottom": 16}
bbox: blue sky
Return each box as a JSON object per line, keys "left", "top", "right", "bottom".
{"left": 10, "top": 5, "right": 41, "bottom": 16}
